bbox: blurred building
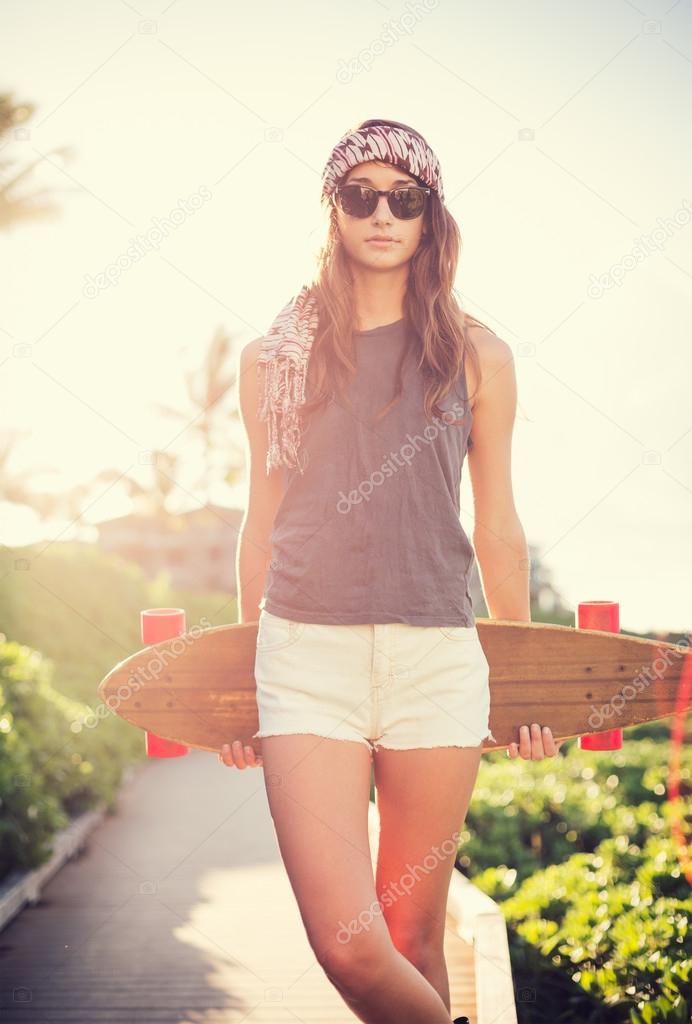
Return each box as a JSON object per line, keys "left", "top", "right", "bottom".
{"left": 95, "top": 504, "right": 244, "bottom": 592}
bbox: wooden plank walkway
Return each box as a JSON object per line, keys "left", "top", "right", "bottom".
{"left": 0, "top": 749, "right": 478, "bottom": 1022}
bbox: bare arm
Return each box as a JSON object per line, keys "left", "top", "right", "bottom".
{"left": 220, "top": 337, "right": 284, "bottom": 770}
{"left": 466, "top": 327, "right": 562, "bottom": 760}
{"left": 235, "top": 336, "right": 285, "bottom": 624}
{"left": 467, "top": 329, "right": 530, "bottom": 622}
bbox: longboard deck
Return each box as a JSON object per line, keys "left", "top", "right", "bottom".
{"left": 98, "top": 619, "right": 690, "bottom": 754}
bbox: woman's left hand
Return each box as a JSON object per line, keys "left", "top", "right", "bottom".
{"left": 508, "top": 722, "right": 564, "bottom": 759}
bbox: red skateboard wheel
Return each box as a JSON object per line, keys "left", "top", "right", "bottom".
{"left": 141, "top": 608, "right": 190, "bottom": 759}
{"left": 577, "top": 601, "right": 623, "bottom": 751}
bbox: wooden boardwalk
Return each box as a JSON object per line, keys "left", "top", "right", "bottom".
{"left": 0, "top": 749, "right": 478, "bottom": 1023}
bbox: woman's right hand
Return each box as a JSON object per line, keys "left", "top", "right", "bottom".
{"left": 218, "top": 740, "right": 263, "bottom": 769}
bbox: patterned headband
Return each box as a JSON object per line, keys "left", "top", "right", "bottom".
{"left": 320, "top": 120, "right": 445, "bottom": 204}
{"left": 257, "top": 120, "right": 445, "bottom": 475}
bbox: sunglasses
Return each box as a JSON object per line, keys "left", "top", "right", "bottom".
{"left": 332, "top": 183, "right": 431, "bottom": 220}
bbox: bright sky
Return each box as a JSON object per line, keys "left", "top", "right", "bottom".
{"left": 1, "top": 0, "right": 691, "bottom": 633}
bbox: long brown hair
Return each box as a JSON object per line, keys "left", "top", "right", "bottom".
{"left": 301, "top": 117, "right": 497, "bottom": 435}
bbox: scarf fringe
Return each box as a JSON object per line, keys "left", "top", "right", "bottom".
{"left": 256, "top": 285, "right": 317, "bottom": 476}
{"left": 257, "top": 350, "right": 310, "bottom": 475}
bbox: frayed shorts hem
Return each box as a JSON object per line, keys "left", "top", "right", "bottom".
{"left": 371, "top": 730, "right": 497, "bottom": 751}
{"left": 253, "top": 726, "right": 374, "bottom": 750}
{"left": 253, "top": 727, "right": 497, "bottom": 752}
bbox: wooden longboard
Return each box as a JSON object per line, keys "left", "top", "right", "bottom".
{"left": 97, "top": 619, "right": 690, "bottom": 754}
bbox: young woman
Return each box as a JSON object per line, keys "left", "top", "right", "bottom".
{"left": 222, "top": 118, "right": 563, "bottom": 1024}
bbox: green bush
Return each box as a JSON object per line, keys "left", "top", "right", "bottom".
{"left": 1, "top": 640, "right": 81, "bottom": 875}
{"left": 462, "top": 738, "right": 692, "bottom": 1022}
{"left": 0, "top": 540, "right": 237, "bottom": 879}
{"left": 501, "top": 829, "right": 691, "bottom": 1023}
{"left": 458, "top": 737, "right": 691, "bottom": 884}
{"left": 0, "top": 657, "right": 67, "bottom": 875}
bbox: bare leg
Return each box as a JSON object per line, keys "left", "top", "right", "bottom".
{"left": 372, "top": 744, "right": 484, "bottom": 1014}
{"left": 260, "top": 734, "right": 455, "bottom": 1023}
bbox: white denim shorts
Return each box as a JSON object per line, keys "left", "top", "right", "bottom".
{"left": 253, "top": 609, "right": 496, "bottom": 753}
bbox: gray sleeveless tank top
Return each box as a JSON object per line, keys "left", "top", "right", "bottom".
{"left": 259, "top": 314, "right": 476, "bottom": 626}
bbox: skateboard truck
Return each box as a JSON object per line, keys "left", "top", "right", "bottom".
{"left": 141, "top": 608, "right": 190, "bottom": 759}
{"left": 577, "top": 601, "right": 623, "bottom": 751}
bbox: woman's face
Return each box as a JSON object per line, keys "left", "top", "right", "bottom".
{"left": 334, "top": 160, "right": 428, "bottom": 271}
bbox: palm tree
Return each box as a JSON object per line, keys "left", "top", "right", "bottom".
{"left": 156, "top": 324, "right": 243, "bottom": 504}
{"left": 94, "top": 450, "right": 181, "bottom": 519}
{"left": 0, "top": 91, "right": 76, "bottom": 231}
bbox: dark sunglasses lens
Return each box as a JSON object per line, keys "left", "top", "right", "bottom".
{"left": 337, "top": 185, "right": 375, "bottom": 218}
{"left": 390, "top": 188, "right": 426, "bottom": 219}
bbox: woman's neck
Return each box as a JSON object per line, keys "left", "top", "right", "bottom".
{"left": 351, "top": 268, "right": 407, "bottom": 333}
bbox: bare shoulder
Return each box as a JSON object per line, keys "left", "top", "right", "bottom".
{"left": 236, "top": 335, "right": 285, "bottom": 526}
{"left": 463, "top": 321, "right": 514, "bottom": 409}
{"left": 236, "top": 336, "right": 267, "bottom": 443}
{"left": 239, "top": 335, "right": 265, "bottom": 371}
{"left": 237, "top": 336, "right": 265, "bottom": 403}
